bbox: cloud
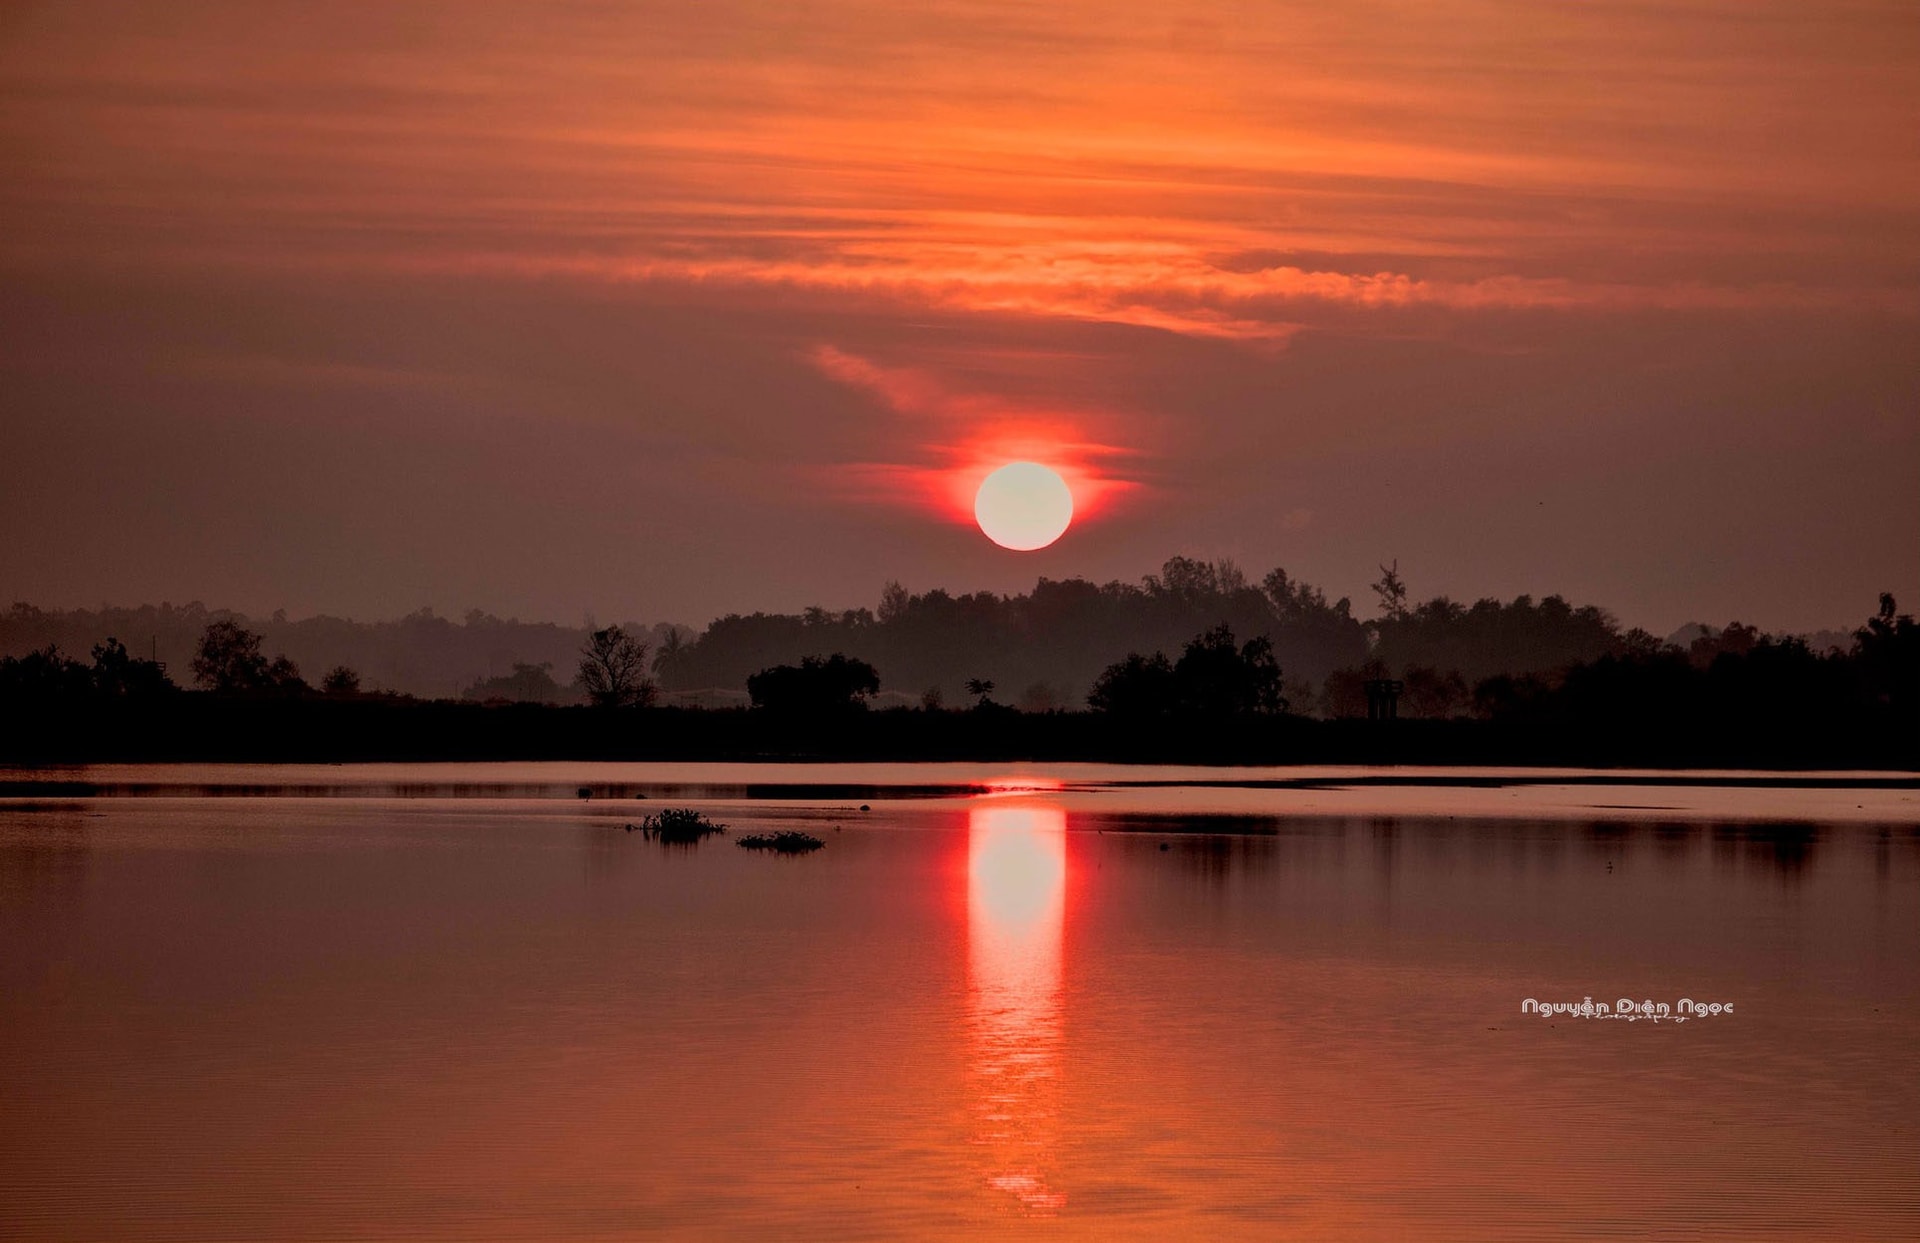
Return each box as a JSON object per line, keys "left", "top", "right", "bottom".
{"left": 4, "top": 0, "right": 1916, "bottom": 348}
{"left": 803, "top": 344, "right": 1143, "bottom": 523}
{"left": 2, "top": 0, "right": 1915, "bottom": 629}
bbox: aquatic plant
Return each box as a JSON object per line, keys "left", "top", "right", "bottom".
{"left": 630, "top": 808, "right": 726, "bottom": 843}
{"left": 736, "top": 831, "right": 825, "bottom": 854}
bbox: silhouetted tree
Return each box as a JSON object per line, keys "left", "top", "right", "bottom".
{"left": 320, "top": 666, "right": 361, "bottom": 696}
{"left": 1400, "top": 665, "right": 1469, "bottom": 718}
{"left": 1614, "top": 627, "right": 1666, "bottom": 659}
{"left": 1323, "top": 659, "right": 1391, "bottom": 719}
{"left": 263, "top": 656, "right": 308, "bottom": 694}
{"left": 1471, "top": 671, "right": 1547, "bottom": 720}
{"left": 1263, "top": 567, "right": 1340, "bottom": 621}
{"left": 463, "top": 661, "right": 571, "bottom": 704}
{"left": 1172, "top": 625, "right": 1286, "bottom": 716}
{"left": 187, "top": 621, "right": 303, "bottom": 693}
{"left": 578, "top": 626, "right": 654, "bottom": 707}
{"left": 1370, "top": 592, "right": 1620, "bottom": 687}
{"left": 0, "top": 646, "right": 94, "bottom": 701}
{"left": 1854, "top": 593, "right": 1918, "bottom": 721}
{"left": 192, "top": 620, "right": 270, "bottom": 692}
{"left": 0, "top": 640, "right": 176, "bottom": 702}
{"left": 747, "top": 654, "right": 880, "bottom": 713}
{"left": 1371, "top": 560, "right": 1410, "bottom": 621}
{"left": 964, "top": 677, "right": 996, "bottom": 707}
{"left": 651, "top": 627, "right": 689, "bottom": 679}
{"left": 1463, "top": 596, "right": 1920, "bottom": 758}
{"left": 1090, "top": 625, "right": 1285, "bottom": 716}
{"left": 656, "top": 557, "right": 1365, "bottom": 710}
{"left": 1088, "top": 651, "right": 1177, "bottom": 715}
{"left": 0, "top": 601, "right": 671, "bottom": 703}
{"left": 1688, "top": 621, "right": 1761, "bottom": 669}
{"left": 89, "top": 638, "right": 174, "bottom": 697}
{"left": 1148, "top": 556, "right": 1248, "bottom": 598}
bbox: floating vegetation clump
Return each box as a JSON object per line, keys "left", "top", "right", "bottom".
{"left": 628, "top": 808, "right": 727, "bottom": 844}
{"left": 737, "top": 831, "right": 826, "bottom": 855}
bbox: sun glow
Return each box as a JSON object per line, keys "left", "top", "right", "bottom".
{"left": 974, "top": 462, "right": 1074, "bottom": 551}
{"left": 969, "top": 806, "right": 1069, "bottom": 926}
{"left": 967, "top": 805, "right": 1067, "bottom": 1214}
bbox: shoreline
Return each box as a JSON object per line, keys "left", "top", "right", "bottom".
{"left": 5, "top": 760, "right": 1918, "bottom": 825}
{"left": 3, "top": 698, "right": 1913, "bottom": 771}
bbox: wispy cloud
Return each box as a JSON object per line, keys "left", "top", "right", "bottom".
{"left": 4, "top": 0, "right": 1916, "bottom": 346}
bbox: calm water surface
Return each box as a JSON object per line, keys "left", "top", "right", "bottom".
{"left": 3, "top": 764, "right": 1918, "bottom": 1240}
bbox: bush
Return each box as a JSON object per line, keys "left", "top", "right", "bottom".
{"left": 747, "top": 654, "right": 880, "bottom": 713}
{"left": 1089, "top": 625, "right": 1286, "bottom": 716}
{"left": 632, "top": 808, "right": 726, "bottom": 843}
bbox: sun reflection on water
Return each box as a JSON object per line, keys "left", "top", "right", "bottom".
{"left": 966, "top": 805, "right": 1068, "bottom": 1215}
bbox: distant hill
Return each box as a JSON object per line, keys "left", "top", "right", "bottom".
{"left": 0, "top": 602, "right": 684, "bottom": 701}
{"left": 1668, "top": 621, "right": 1856, "bottom": 657}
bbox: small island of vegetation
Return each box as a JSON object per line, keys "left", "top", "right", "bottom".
{"left": 629, "top": 808, "right": 727, "bottom": 844}
{"left": 737, "top": 831, "right": 827, "bottom": 854}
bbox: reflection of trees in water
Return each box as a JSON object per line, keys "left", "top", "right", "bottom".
{"left": 1581, "top": 819, "right": 1638, "bottom": 873}
{"left": 580, "top": 821, "right": 638, "bottom": 880}
{"left": 1862, "top": 825, "right": 1920, "bottom": 880}
{"left": 1361, "top": 816, "right": 1769, "bottom": 882}
{"left": 0, "top": 807, "right": 93, "bottom": 909}
{"left": 1583, "top": 820, "right": 1632, "bottom": 853}
{"left": 1703, "top": 821, "right": 1826, "bottom": 880}
{"left": 1370, "top": 818, "right": 1399, "bottom": 889}
{"left": 1091, "top": 812, "right": 1903, "bottom": 900}
{"left": 1166, "top": 833, "right": 1279, "bottom": 884}
{"left": 1080, "top": 814, "right": 1283, "bottom": 884}
{"left": 1574, "top": 818, "right": 1828, "bottom": 879}
{"left": 1649, "top": 820, "right": 1698, "bottom": 864}
{"left": 1410, "top": 814, "right": 1919, "bottom": 882}
{"left": 1713, "top": 822, "right": 1821, "bottom": 880}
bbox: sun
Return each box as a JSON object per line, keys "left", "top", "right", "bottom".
{"left": 974, "top": 462, "right": 1073, "bottom": 550}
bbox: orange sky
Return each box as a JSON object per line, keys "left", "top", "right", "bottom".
{"left": 2, "top": 1, "right": 1916, "bottom": 628}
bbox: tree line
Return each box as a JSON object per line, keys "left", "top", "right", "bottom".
{"left": 2, "top": 590, "right": 1912, "bottom": 767}
{"left": 0, "top": 600, "right": 679, "bottom": 702}
{"left": 3, "top": 559, "right": 1913, "bottom": 741}
{"left": 650, "top": 556, "right": 1790, "bottom": 716}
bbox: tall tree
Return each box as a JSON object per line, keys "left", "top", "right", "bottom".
{"left": 90, "top": 637, "right": 175, "bottom": 696}
{"left": 1370, "top": 560, "right": 1410, "bottom": 621}
{"left": 190, "top": 621, "right": 305, "bottom": 694}
{"left": 191, "top": 621, "right": 269, "bottom": 692}
{"left": 578, "top": 626, "right": 655, "bottom": 707}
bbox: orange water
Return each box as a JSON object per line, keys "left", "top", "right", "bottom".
{"left": 3, "top": 765, "right": 1917, "bottom": 1239}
